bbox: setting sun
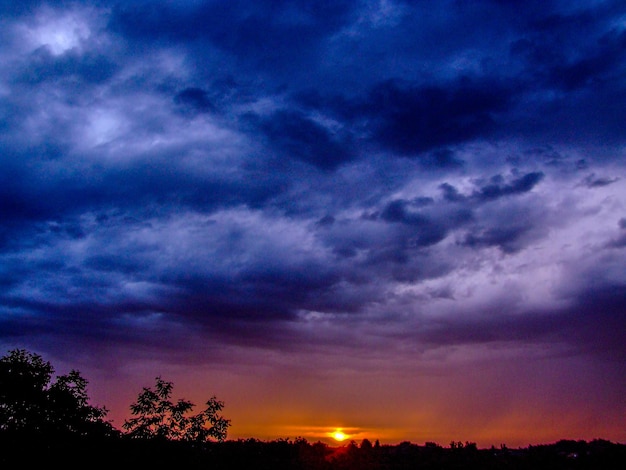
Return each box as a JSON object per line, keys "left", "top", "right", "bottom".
{"left": 332, "top": 430, "right": 348, "bottom": 442}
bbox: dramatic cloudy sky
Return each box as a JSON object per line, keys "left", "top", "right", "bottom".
{"left": 1, "top": 0, "right": 625, "bottom": 446}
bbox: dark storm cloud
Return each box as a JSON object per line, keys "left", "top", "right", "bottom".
{"left": 109, "top": 0, "right": 357, "bottom": 77}
{"left": 0, "top": 0, "right": 624, "bottom": 372}
{"left": 378, "top": 198, "right": 467, "bottom": 248}
{"left": 0, "top": 0, "right": 65, "bottom": 16}
{"left": 506, "top": 1, "right": 626, "bottom": 145}
{"left": 290, "top": 77, "right": 514, "bottom": 160}
{"left": 439, "top": 183, "right": 466, "bottom": 203}
{"left": 110, "top": 0, "right": 356, "bottom": 43}
{"left": 246, "top": 109, "right": 355, "bottom": 170}
{"left": 511, "top": 4, "right": 626, "bottom": 92}
{"left": 437, "top": 171, "right": 545, "bottom": 206}
{"left": 472, "top": 172, "right": 544, "bottom": 201}
{"left": 16, "top": 48, "right": 117, "bottom": 85}
{"left": 606, "top": 218, "right": 626, "bottom": 248}
{"left": 581, "top": 173, "right": 620, "bottom": 188}
{"left": 174, "top": 88, "right": 215, "bottom": 114}
{"left": 289, "top": 0, "right": 626, "bottom": 151}
{"left": 0, "top": 154, "right": 285, "bottom": 226}
{"left": 462, "top": 225, "right": 531, "bottom": 254}
{"left": 414, "top": 280, "right": 626, "bottom": 361}
{"left": 362, "top": 78, "right": 513, "bottom": 155}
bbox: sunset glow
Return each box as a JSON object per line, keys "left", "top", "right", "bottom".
{"left": 332, "top": 430, "right": 348, "bottom": 442}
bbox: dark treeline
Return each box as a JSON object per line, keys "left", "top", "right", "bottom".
{"left": 1, "top": 348, "right": 625, "bottom": 469}
{"left": 3, "top": 435, "right": 626, "bottom": 469}
{"left": 182, "top": 438, "right": 626, "bottom": 470}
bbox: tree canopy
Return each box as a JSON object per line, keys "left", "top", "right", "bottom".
{"left": 0, "top": 348, "right": 114, "bottom": 438}
{"left": 123, "top": 376, "right": 230, "bottom": 442}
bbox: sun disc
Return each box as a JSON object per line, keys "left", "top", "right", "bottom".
{"left": 332, "top": 430, "right": 347, "bottom": 441}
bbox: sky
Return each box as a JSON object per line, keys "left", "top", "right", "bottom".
{"left": 0, "top": 0, "right": 625, "bottom": 448}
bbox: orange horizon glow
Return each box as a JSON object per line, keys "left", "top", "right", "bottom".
{"left": 89, "top": 348, "right": 626, "bottom": 450}
{"left": 98, "top": 393, "right": 626, "bottom": 449}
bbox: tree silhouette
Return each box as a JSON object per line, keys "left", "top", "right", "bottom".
{"left": 123, "top": 376, "right": 230, "bottom": 442}
{"left": 0, "top": 349, "right": 113, "bottom": 438}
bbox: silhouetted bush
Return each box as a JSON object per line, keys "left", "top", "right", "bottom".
{"left": 0, "top": 349, "right": 116, "bottom": 439}
{"left": 123, "top": 375, "right": 230, "bottom": 442}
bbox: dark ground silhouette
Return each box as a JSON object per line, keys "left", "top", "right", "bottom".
{"left": 2, "top": 435, "right": 625, "bottom": 469}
